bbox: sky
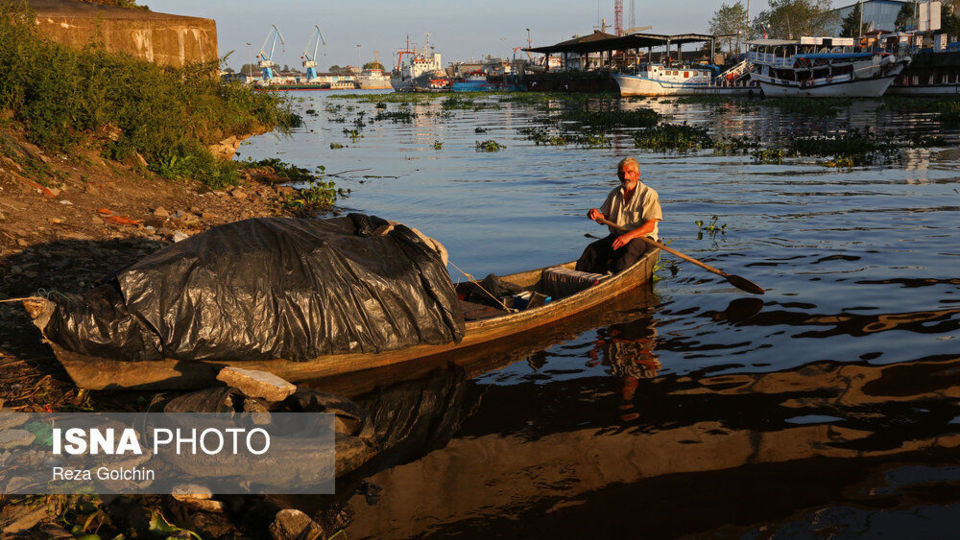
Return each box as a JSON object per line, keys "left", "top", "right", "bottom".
{"left": 143, "top": 1, "right": 848, "bottom": 71}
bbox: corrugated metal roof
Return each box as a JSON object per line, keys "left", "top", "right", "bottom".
{"left": 527, "top": 32, "right": 718, "bottom": 54}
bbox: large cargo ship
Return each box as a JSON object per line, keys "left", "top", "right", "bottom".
{"left": 390, "top": 34, "right": 449, "bottom": 92}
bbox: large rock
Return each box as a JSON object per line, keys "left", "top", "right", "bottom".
{"left": 0, "top": 430, "right": 35, "bottom": 450}
{"left": 216, "top": 367, "right": 296, "bottom": 402}
{"left": 268, "top": 509, "right": 324, "bottom": 540}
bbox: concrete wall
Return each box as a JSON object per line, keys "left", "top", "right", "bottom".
{"left": 27, "top": 0, "right": 217, "bottom": 68}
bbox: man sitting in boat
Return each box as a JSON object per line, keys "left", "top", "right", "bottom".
{"left": 576, "top": 157, "right": 662, "bottom": 274}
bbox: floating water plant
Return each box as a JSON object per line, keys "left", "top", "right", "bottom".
{"left": 329, "top": 143, "right": 344, "bottom": 150}
{"left": 752, "top": 148, "right": 784, "bottom": 164}
{"left": 475, "top": 140, "right": 505, "bottom": 152}
{"left": 713, "top": 136, "right": 761, "bottom": 154}
{"left": 433, "top": 140, "right": 443, "bottom": 150}
{"left": 695, "top": 215, "right": 726, "bottom": 240}
{"left": 373, "top": 109, "right": 415, "bottom": 123}
{"left": 474, "top": 127, "right": 487, "bottom": 133}
{"left": 633, "top": 123, "right": 712, "bottom": 151}
{"left": 559, "top": 107, "right": 660, "bottom": 129}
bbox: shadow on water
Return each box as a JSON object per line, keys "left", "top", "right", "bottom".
{"left": 331, "top": 347, "right": 960, "bottom": 539}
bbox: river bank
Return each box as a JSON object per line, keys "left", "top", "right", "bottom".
{"left": 0, "top": 122, "right": 308, "bottom": 409}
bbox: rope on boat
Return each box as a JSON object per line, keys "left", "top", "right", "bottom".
{"left": 447, "top": 260, "right": 517, "bottom": 313}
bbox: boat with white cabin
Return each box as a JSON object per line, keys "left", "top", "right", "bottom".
{"left": 613, "top": 62, "right": 757, "bottom": 96}
{"left": 748, "top": 36, "right": 910, "bottom": 97}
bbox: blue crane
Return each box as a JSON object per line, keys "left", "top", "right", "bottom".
{"left": 301, "top": 25, "right": 327, "bottom": 81}
{"left": 256, "top": 25, "right": 285, "bottom": 81}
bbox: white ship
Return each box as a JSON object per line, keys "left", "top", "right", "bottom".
{"left": 749, "top": 37, "right": 909, "bottom": 97}
{"left": 613, "top": 63, "right": 756, "bottom": 96}
{"left": 390, "top": 34, "right": 447, "bottom": 92}
{"left": 359, "top": 67, "right": 392, "bottom": 89}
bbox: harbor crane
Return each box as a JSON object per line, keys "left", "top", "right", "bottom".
{"left": 256, "top": 24, "right": 285, "bottom": 81}
{"left": 301, "top": 25, "right": 327, "bottom": 81}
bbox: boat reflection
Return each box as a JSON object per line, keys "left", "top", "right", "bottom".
{"left": 337, "top": 347, "right": 960, "bottom": 538}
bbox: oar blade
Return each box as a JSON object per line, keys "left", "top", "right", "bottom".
{"left": 725, "top": 274, "right": 765, "bottom": 295}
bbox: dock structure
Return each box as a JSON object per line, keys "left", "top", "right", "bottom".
{"left": 526, "top": 32, "right": 722, "bottom": 72}
{"left": 523, "top": 31, "right": 725, "bottom": 92}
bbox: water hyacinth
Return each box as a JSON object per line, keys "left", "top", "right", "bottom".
{"left": 633, "top": 124, "right": 712, "bottom": 151}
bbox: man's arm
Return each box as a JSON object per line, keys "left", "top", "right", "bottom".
{"left": 612, "top": 219, "right": 659, "bottom": 250}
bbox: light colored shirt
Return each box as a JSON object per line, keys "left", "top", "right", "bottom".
{"left": 600, "top": 182, "right": 662, "bottom": 240}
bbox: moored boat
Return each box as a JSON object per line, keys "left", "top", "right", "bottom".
{"left": 613, "top": 63, "right": 757, "bottom": 96}
{"left": 391, "top": 34, "right": 446, "bottom": 92}
{"left": 24, "top": 249, "right": 660, "bottom": 391}
{"left": 748, "top": 36, "right": 910, "bottom": 97}
{"left": 358, "top": 67, "right": 392, "bottom": 89}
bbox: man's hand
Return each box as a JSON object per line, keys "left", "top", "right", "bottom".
{"left": 612, "top": 233, "right": 632, "bottom": 250}
{"left": 587, "top": 208, "right": 604, "bottom": 223}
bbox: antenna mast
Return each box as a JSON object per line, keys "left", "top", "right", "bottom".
{"left": 614, "top": 0, "right": 623, "bottom": 35}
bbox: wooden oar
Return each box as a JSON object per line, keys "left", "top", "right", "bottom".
{"left": 596, "top": 217, "right": 765, "bottom": 295}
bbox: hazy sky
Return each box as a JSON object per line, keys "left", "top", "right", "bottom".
{"left": 144, "top": 1, "right": 847, "bottom": 71}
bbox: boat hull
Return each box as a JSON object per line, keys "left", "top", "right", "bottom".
{"left": 757, "top": 75, "right": 895, "bottom": 97}
{"left": 28, "top": 250, "right": 660, "bottom": 391}
{"left": 613, "top": 74, "right": 757, "bottom": 97}
{"left": 885, "top": 84, "right": 960, "bottom": 95}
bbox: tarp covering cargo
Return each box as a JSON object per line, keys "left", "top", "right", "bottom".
{"left": 43, "top": 214, "right": 464, "bottom": 362}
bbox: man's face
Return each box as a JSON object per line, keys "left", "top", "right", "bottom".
{"left": 617, "top": 164, "right": 640, "bottom": 187}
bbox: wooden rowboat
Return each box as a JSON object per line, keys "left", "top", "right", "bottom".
{"left": 23, "top": 249, "right": 659, "bottom": 391}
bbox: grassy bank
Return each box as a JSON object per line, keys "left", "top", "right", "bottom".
{"left": 0, "top": 2, "right": 300, "bottom": 188}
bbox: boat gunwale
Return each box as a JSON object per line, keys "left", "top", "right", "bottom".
{"left": 31, "top": 249, "right": 660, "bottom": 390}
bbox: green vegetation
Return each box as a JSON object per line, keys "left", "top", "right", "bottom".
{"left": 441, "top": 95, "right": 500, "bottom": 110}
{"left": 0, "top": 3, "right": 300, "bottom": 189}
{"left": 558, "top": 107, "right": 660, "bottom": 129}
{"left": 695, "top": 215, "right": 727, "bottom": 240}
{"left": 433, "top": 140, "right": 443, "bottom": 150}
{"left": 634, "top": 124, "right": 712, "bottom": 151}
{"left": 752, "top": 148, "right": 785, "bottom": 163}
{"left": 330, "top": 92, "right": 440, "bottom": 104}
{"left": 475, "top": 139, "right": 506, "bottom": 152}
{"left": 280, "top": 165, "right": 349, "bottom": 215}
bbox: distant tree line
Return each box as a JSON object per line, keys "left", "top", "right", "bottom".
{"left": 710, "top": 0, "right": 960, "bottom": 52}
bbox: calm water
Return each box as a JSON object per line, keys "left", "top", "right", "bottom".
{"left": 245, "top": 90, "right": 960, "bottom": 538}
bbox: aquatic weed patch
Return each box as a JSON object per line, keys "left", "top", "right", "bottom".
{"left": 441, "top": 95, "right": 501, "bottom": 110}
{"left": 559, "top": 107, "right": 660, "bottom": 129}
{"left": 475, "top": 140, "right": 506, "bottom": 152}
{"left": 330, "top": 93, "right": 440, "bottom": 104}
{"left": 759, "top": 97, "right": 856, "bottom": 116}
{"left": 633, "top": 123, "right": 712, "bottom": 151}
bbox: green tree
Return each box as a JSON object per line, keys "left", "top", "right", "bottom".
{"left": 752, "top": 0, "right": 836, "bottom": 40}
{"left": 709, "top": 2, "right": 749, "bottom": 54}
{"left": 943, "top": 3, "right": 960, "bottom": 37}
{"left": 363, "top": 61, "right": 385, "bottom": 71}
{"left": 840, "top": 3, "right": 868, "bottom": 37}
{"left": 895, "top": 2, "right": 915, "bottom": 31}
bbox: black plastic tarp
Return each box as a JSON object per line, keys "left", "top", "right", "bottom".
{"left": 44, "top": 214, "right": 464, "bottom": 361}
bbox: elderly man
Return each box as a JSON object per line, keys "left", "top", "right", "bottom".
{"left": 576, "top": 157, "right": 662, "bottom": 274}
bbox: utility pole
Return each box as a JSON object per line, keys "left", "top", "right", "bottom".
{"left": 246, "top": 42, "right": 253, "bottom": 80}
{"left": 858, "top": 0, "right": 863, "bottom": 41}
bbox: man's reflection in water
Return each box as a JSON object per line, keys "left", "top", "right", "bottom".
{"left": 589, "top": 318, "right": 659, "bottom": 422}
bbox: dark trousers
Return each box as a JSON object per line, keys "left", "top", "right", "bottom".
{"left": 576, "top": 234, "right": 653, "bottom": 274}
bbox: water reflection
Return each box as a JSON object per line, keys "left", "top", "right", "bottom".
{"left": 245, "top": 91, "right": 960, "bottom": 537}
{"left": 337, "top": 352, "right": 960, "bottom": 539}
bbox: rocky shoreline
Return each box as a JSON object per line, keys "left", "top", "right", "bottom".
{"left": 0, "top": 124, "right": 354, "bottom": 536}
{"left": 0, "top": 126, "right": 312, "bottom": 411}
